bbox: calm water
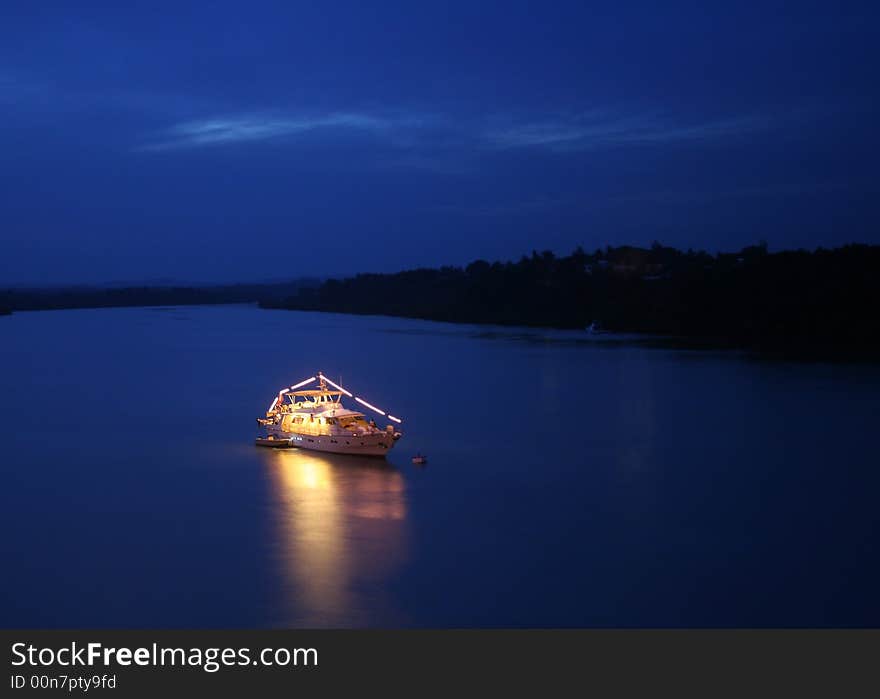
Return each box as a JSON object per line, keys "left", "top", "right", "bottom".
{"left": 1, "top": 305, "right": 878, "bottom": 627}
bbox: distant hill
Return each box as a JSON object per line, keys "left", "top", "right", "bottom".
{"left": 261, "top": 243, "right": 880, "bottom": 359}
{"left": 0, "top": 279, "right": 321, "bottom": 313}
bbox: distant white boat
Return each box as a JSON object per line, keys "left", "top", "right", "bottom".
{"left": 256, "top": 372, "right": 402, "bottom": 457}
{"left": 585, "top": 321, "right": 607, "bottom": 335}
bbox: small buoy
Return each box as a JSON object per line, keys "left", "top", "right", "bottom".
{"left": 411, "top": 453, "right": 427, "bottom": 465}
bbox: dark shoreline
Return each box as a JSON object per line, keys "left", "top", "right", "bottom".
{"left": 261, "top": 243, "right": 880, "bottom": 362}
{"left": 4, "top": 243, "right": 879, "bottom": 361}
{"left": 0, "top": 280, "right": 318, "bottom": 315}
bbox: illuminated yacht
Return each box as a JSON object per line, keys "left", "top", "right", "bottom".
{"left": 255, "top": 372, "right": 402, "bottom": 456}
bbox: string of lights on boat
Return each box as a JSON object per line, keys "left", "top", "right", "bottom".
{"left": 267, "top": 372, "right": 403, "bottom": 424}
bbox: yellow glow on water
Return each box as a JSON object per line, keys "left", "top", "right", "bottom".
{"left": 263, "top": 449, "right": 409, "bottom": 626}
{"left": 297, "top": 460, "right": 330, "bottom": 490}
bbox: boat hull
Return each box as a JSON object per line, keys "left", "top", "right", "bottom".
{"left": 257, "top": 427, "right": 396, "bottom": 457}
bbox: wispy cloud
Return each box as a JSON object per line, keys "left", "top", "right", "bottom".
{"left": 487, "top": 113, "right": 770, "bottom": 152}
{"left": 137, "top": 112, "right": 431, "bottom": 151}
{"left": 133, "top": 106, "right": 780, "bottom": 158}
{"left": 0, "top": 67, "right": 813, "bottom": 159}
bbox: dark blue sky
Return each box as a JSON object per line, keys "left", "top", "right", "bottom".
{"left": 2, "top": 1, "right": 878, "bottom": 284}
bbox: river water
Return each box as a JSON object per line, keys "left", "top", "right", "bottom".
{"left": 1, "top": 305, "right": 878, "bottom": 627}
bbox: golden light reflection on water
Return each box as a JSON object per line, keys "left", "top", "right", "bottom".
{"left": 262, "top": 449, "right": 408, "bottom": 627}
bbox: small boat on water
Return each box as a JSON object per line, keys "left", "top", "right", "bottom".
{"left": 256, "top": 371, "right": 402, "bottom": 457}
{"left": 254, "top": 435, "right": 296, "bottom": 449}
{"left": 411, "top": 454, "right": 427, "bottom": 465}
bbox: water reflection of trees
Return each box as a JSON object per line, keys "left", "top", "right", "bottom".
{"left": 262, "top": 450, "right": 408, "bottom": 627}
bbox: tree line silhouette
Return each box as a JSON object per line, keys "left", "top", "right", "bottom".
{"left": 262, "top": 243, "right": 880, "bottom": 358}
{"left": 4, "top": 244, "right": 878, "bottom": 358}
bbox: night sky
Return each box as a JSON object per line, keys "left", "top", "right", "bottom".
{"left": 2, "top": 1, "right": 877, "bottom": 284}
